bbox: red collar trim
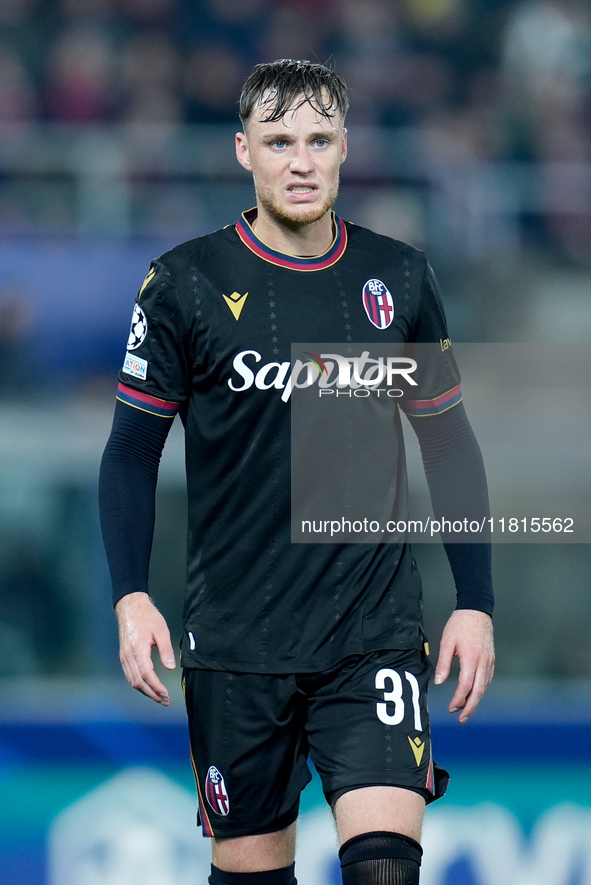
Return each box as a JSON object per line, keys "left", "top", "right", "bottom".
{"left": 236, "top": 208, "right": 347, "bottom": 271}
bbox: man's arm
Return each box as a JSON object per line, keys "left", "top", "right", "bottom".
{"left": 99, "top": 400, "right": 177, "bottom": 704}
{"left": 407, "top": 402, "right": 495, "bottom": 722}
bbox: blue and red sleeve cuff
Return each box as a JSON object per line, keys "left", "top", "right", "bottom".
{"left": 116, "top": 382, "right": 180, "bottom": 418}
{"left": 404, "top": 383, "right": 463, "bottom": 417}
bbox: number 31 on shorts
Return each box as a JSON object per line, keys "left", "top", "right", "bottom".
{"left": 375, "top": 668, "right": 423, "bottom": 730}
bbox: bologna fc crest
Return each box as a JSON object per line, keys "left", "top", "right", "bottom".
{"left": 362, "top": 279, "right": 395, "bottom": 330}
{"left": 205, "top": 766, "right": 230, "bottom": 816}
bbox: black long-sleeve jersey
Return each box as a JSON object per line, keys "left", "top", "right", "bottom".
{"left": 103, "top": 209, "right": 492, "bottom": 673}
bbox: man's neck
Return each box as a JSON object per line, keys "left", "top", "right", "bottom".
{"left": 251, "top": 209, "right": 335, "bottom": 257}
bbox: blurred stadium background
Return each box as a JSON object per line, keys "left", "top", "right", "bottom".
{"left": 0, "top": 1, "right": 590, "bottom": 883}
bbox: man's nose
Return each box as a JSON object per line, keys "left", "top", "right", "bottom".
{"left": 289, "top": 143, "right": 314, "bottom": 173}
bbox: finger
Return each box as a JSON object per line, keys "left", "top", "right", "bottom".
{"left": 448, "top": 679, "right": 471, "bottom": 716}
{"left": 457, "top": 669, "right": 487, "bottom": 722}
{"left": 453, "top": 653, "right": 493, "bottom": 722}
{"left": 448, "top": 655, "right": 478, "bottom": 715}
{"left": 155, "top": 628, "right": 176, "bottom": 670}
{"left": 434, "top": 641, "right": 454, "bottom": 685}
{"left": 138, "top": 666, "right": 171, "bottom": 704}
{"left": 135, "top": 651, "right": 171, "bottom": 704}
{"left": 121, "top": 646, "right": 171, "bottom": 705}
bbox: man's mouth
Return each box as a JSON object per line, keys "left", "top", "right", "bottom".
{"left": 287, "top": 185, "right": 317, "bottom": 194}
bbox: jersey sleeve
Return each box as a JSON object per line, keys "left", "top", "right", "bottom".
{"left": 400, "top": 261, "right": 462, "bottom": 419}
{"left": 99, "top": 399, "right": 173, "bottom": 605}
{"left": 408, "top": 403, "right": 494, "bottom": 614}
{"left": 117, "top": 259, "right": 190, "bottom": 418}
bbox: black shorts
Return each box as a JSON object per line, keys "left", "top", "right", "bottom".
{"left": 183, "top": 647, "right": 449, "bottom": 838}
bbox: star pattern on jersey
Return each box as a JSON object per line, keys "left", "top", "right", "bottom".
{"left": 267, "top": 284, "right": 281, "bottom": 355}
{"left": 385, "top": 729, "right": 393, "bottom": 766}
{"left": 189, "top": 264, "right": 204, "bottom": 317}
{"left": 403, "top": 256, "right": 411, "bottom": 302}
{"left": 332, "top": 270, "right": 354, "bottom": 342}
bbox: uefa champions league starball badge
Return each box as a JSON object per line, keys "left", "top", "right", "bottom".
{"left": 126, "top": 304, "right": 148, "bottom": 350}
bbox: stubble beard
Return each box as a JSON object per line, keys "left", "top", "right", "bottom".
{"left": 255, "top": 177, "right": 340, "bottom": 231}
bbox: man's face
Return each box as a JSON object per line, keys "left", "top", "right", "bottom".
{"left": 236, "top": 94, "right": 347, "bottom": 229}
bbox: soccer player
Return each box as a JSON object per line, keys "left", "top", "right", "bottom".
{"left": 99, "top": 60, "right": 495, "bottom": 885}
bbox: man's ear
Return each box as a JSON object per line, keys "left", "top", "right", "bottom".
{"left": 236, "top": 131, "right": 252, "bottom": 171}
{"left": 340, "top": 128, "right": 348, "bottom": 165}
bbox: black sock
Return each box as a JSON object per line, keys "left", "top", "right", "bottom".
{"left": 209, "top": 863, "right": 296, "bottom": 885}
{"left": 339, "top": 831, "right": 422, "bottom": 885}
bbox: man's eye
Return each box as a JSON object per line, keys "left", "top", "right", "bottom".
{"left": 315, "top": 139, "right": 328, "bottom": 148}
{"left": 272, "top": 140, "right": 287, "bottom": 149}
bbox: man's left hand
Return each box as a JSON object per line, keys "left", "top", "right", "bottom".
{"left": 434, "top": 609, "right": 495, "bottom": 723}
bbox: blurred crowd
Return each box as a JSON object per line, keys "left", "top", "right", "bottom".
{"left": 0, "top": 0, "right": 589, "bottom": 150}
{"left": 0, "top": 0, "right": 590, "bottom": 261}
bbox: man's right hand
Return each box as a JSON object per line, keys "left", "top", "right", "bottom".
{"left": 115, "top": 592, "right": 176, "bottom": 705}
